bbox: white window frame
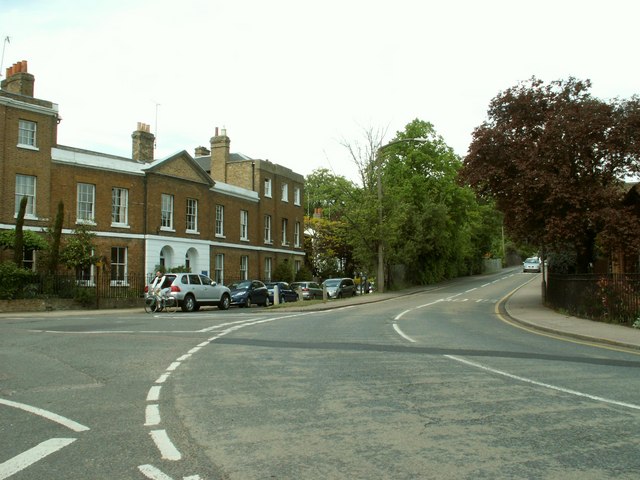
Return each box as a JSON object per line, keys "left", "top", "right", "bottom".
{"left": 215, "top": 204, "right": 225, "bottom": 237}
{"left": 110, "top": 246, "right": 128, "bottom": 286}
{"left": 186, "top": 198, "right": 198, "bottom": 233}
{"left": 240, "top": 210, "right": 249, "bottom": 241}
{"left": 111, "top": 187, "right": 129, "bottom": 227}
{"left": 294, "top": 221, "right": 301, "bottom": 247}
{"left": 294, "top": 187, "right": 301, "bottom": 206}
{"left": 264, "top": 257, "right": 272, "bottom": 282}
{"left": 281, "top": 218, "right": 288, "bottom": 246}
{"left": 77, "top": 183, "right": 96, "bottom": 224}
{"left": 215, "top": 254, "right": 224, "bottom": 285}
{"left": 15, "top": 174, "right": 36, "bottom": 219}
{"left": 264, "top": 178, "right": 272, "bottom": 198}
{"left": 23, "top": 249, "right": 36, "bottom": 271}
{"left": 18, "top": 119, "right": 37, "bottom": 148}
{"left": 76, "top": 249, "right": 95, "bottom": 286}
{"left": 240, "top": 255, "right": 249, "bottom": 280}
{"left": 281, "top": 183, "right": 289, "bottom": 202}
{"left": 161, "top": 194, "right": 174, "bottom": 231}
{"left": 264, "top": 214, "right": 272, "bottom": 244}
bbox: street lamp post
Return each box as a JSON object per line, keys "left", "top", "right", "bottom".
{"left": 375, "top": 137, "right": 427, "bottom": 293}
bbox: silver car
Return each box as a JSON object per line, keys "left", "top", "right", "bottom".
{"left": 522, "top": 257, "right": 541, "bottom": 273}
{"left": 322, "top": 278, "right": 356, "bottom": 299}
{"left": 164, "top": 273, "right": 231, "bottom": 312}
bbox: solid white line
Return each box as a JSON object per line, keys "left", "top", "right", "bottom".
{"left": 0, "top": 398, "right": 89, "bottom": 432}
{"left": 0, "top": 438, "right": 76, "bottom": 480}
{"left": 445, "top": 355, "right": 640, "bottom": 411}
{"left": 150, "top": 429, "right": 182, "bottom": 460}
{"left": 393, "top": 324, "right": 416, "bottom": 343}
{"left": 138, "top": 464, "right": 174, "bottom": 480}
{"left": 394, "top": 309, "right": 413, "bottom": 321}
{"left": 145, "top": 404, "right": 161, "bottom": 426}
{"left": 147, "top": 386, "right": 161, "bottom": 402}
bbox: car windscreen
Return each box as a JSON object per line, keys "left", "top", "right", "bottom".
{"left": 229, "top": 281, "right": 251, "bottom": 289}
{"left": 324, "top": 280, "right": 340, "bottom": 287}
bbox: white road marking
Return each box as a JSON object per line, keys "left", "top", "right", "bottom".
{"left": 176, "top": 354, "right": 191, "bottom": 362}
{"left": 0, "top": 438, "right": 76, "bottom": 480}
{"left": 393, "top": 324, "right": 416, "bottom": 343}
{"left": 138, "top": 464, "right": 173, "bottom": 480}
{"left": 166, "top": 362, "right": 181, "bottom": 371}
{"left": 145, "top": 404, "right": 161, "bottom": 426}
{"left": 156, "top": 373, "right": 171, "bottom": 384}
{"left": 445, "top": 355, "right": 640, "bottom": 411}
{"left": 147, "top": 386, "right": 162, "bottom": 402}
{"left": 0, "top": 398, "right": 89, "bottom": 432}
{"left": 150, "top": 430, "right": 182, "bottom": 460}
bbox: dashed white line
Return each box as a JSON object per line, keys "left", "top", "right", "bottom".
{"left": 150, "top": 429, "right": 182, "bottom": 460}
{"left": 0, "top": 438, "right": 76, "bottom": 480}
{"left": 166, "top": 362, "right": 181, "bottom": 371}
{"left": 145, "top": 404, "right": 161, "bottom": 426}
{"left": 156, "top": 373, "right": 171, "bottom": 384}
{"left": 147, "top": 386, "right": 162, "bottom": 402}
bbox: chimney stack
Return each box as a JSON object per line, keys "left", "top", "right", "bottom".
{"left": 194, "top": 146, "right": 210, "bottom": 157}
{"left": 132, "top": 122, "right": 155, "bottom": 163}
{"left": 210, "top": 127, "right": 230, "bottom": 182}
{"left": 1, "top": 60, "right": 35, "bottom": 97}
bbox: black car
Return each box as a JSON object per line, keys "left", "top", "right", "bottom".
{"left": 228, "top": 280, "right": 270, "bottom": 307}
{"left": 265, "top": 282, "right": 299, "bottom": 304}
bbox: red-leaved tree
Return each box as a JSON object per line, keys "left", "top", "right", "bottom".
{"left": 460, "top": 77, "right": 640, "bottom": 272}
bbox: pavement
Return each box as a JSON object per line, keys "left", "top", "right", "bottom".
{"left": 2, "top": 274, "right": 639, "bottom": 352}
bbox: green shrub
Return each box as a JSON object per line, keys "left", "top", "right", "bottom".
{"left": 0, "top": 262, "right": 38, "bottom": 300}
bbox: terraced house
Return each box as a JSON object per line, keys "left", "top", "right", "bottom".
{"left": 0, "top": 60, "right": 305, "bottom": 287}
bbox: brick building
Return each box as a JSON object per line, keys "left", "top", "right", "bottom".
{"left": 0, "top": 60, "right": 305, "bottom": 284}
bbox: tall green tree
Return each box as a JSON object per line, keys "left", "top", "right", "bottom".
{"left": 377, "top": 119, "right": 490, "bottom": 285}
{"left": 47, "top": 201, "right": 64, "bottom": 274}
{"left": 461, "top": 77, "right": 640, "bottom": 272}
{"left": 13, "top": 196, "right": 28, "bottom": 266}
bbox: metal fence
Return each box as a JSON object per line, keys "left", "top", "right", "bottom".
{"left": 547, "top": 273, "right": 640, "bottom": 324}
{"left": 24, "top": 273, "right": 148, "bottom": 301}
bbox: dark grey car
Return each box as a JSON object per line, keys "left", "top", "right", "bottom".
{"left": 290, "top": 281, "right": 323, "bottom": 300}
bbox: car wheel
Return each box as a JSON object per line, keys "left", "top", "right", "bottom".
{"left": 243, "top": 296, "right": 251, "bottom": 308}
{"left": 182, "top": 294, "right": 197, "bottom": 312}
{"left": 263, "top": 296, "right": 271, "bottom": 307}
{"left": 218, "top": 293, "right": 231, "bottom": 310}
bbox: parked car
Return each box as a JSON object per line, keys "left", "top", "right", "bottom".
{"left": 265, "top": 281, "right": 299, "bottom": 304}
{"left": 523, "top": 257, "right": 541, "bottom": 273}
{"left": 149, "top": 273, "right": 231, "bottom": 312}
{"left": 290, "top": 281, "right": 323, "bottom": 300}
{"left": 228, "top": 280, "right": 270, "bottom": 307}
{"left": 322, "top": 278, "right": 357, "bottom": 299}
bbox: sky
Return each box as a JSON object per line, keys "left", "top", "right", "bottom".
{"left": 2, "top": 0, "right": 640, "bottom": 184}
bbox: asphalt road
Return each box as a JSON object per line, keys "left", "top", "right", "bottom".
{"left": 1, "top": 268, "right": 639, "bottom": 479}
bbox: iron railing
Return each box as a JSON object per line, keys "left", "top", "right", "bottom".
{"left": 547, "top": 273, "right": 640, "bottom": 324}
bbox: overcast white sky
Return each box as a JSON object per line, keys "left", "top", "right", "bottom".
{"left": 2, "top": 0, "right": 639, "bottom": 183}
